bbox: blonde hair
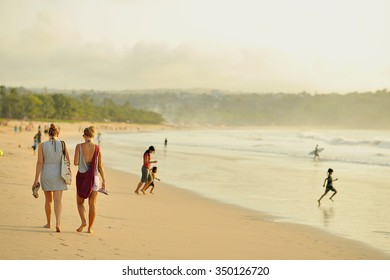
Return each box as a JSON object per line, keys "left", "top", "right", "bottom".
{"left": 48, "top": 123, "right": 60, "bottom": 137}
{"left": 83, "top": 126, "right": 96, "bottom": 138}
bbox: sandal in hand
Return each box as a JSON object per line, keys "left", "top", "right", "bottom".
{"left": 32, "top": 182, "right": 40, "bottom": 198}
{"left": 98, "top": 188, "right": 108, "bottom": 195}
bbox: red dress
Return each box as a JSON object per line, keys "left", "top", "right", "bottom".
{"left": 76, "top": 144, "right": 100, "bottom": 199}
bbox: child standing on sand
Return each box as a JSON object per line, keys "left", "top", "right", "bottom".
{"left": 318, "top": 168, "right": 338, "bottom": 205}
{"left": 141, "top": 166, "right": 160, "bottom": 194}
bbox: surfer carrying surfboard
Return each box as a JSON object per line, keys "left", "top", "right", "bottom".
{"left": 313, "top": 144, "right": 321, "bottom": 160}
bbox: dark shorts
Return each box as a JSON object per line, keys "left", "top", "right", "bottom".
{"left": 140, "top": 166, "right": 149, "bottom": 183}
{"left": 326, "top": 186, "right": 337, "bottom": 192}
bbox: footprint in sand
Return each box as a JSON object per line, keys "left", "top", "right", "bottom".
{"left": 60, "top": 243, "right": 68, "bottom": 247}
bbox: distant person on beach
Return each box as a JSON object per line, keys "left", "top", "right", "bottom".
{"left": 164, "top": 138, "right": 168, "bottom": 147}
{"left": 74, "top": 126, "right": 106, "bottom": 233}
{"left": 37, "top": 127, "right": 42, "bottom": 143}
{"left": 134, "top": 146, "right": 157, "bottom": 194}
{"left": 318, "top": 168, "right": 338, "bottom": 205}
{"left": 313, "top": 144, "right": 320, "bottom": 160}
{"left": 32, "top": 123, "right": 69, "bottom": 232}
{"left": 32, "top": 135, "right": 38, "bottom": 155}
{"left": 141, "top": 166, "right": 160, "bottom": 194}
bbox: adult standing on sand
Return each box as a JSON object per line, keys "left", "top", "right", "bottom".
{"left": 134, "top": 146, "right": 157, "bottom": 194}
{"left": 32, "top": 123, "right": 70, "bottom": 232}
{"left": 74, "top": 126, "right": 106, "bottom": 233}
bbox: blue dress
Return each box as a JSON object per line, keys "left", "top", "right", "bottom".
{"left": 41, "top": 139, "right": 67, "bottom": 191}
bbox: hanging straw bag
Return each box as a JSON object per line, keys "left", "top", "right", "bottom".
{"left": 61, "top": 141, "right": 72, "bottom": 185}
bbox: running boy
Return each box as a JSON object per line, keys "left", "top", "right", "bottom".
{"left": 318, "top": 168, "right": 338, "bottom": 205}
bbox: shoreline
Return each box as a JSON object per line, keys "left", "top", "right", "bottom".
{"left": 107, "top": 165, "right": 390, "bottom": 259}
{"left": 0, "top": 120, "right": 389, "bottom": 259}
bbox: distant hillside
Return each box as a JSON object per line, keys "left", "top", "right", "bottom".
{"left": 2, "top": 85, "right": 390, "bottom": 128}
{"left": 94, "top": 89, "right": 390, "bottom": 128}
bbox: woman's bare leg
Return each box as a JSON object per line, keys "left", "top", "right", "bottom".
{"left": 76, "top": 194, "right": 87, "bottom": 232}
{"left": 135, "top": 181, "right": 143, "bottom": 194}
{"left": 53, "top": 190, "right": 63, "bottom": 232}
{"left": 87, "top": 191, "right": 98, "bottom": 233}
{"left": 44, "top": 191, "right": 53, "bottom": 228}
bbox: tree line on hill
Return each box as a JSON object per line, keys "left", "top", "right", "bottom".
{"left": 0, "top": 85, "right": 163, "bottom": 124}
{"left": 2, "top": 85, "right": 390, "bottom": 128}
{"left": 97, "top": 89, "right": 390, "bottom": 128}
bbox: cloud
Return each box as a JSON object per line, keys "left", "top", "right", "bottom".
{"left": 0, "top": 34, "right": 381, "bottom": 93}
{"left": 0, "top": 10, "right": 319, "bottom": 94}
{"left": 1, "top": 1, "right": 390, "bottom": 93}
{"left": 1, "top": 16, "right": 314, "bottom": 93}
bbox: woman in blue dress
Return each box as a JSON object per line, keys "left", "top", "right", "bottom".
{"left": 32, "top": 123, "right": 70, "bottom": 232}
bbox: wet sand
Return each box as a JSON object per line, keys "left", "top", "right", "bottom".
{"left": 0, "top": 120, "right": 388, "bottom": 259}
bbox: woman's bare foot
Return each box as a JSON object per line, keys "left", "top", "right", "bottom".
{"left": 76, "top": 223, "right": 87, "bottom": 232}
{"left": 43, "top": 224, "right": 50, "bottom": 228}
{"left": 56, "top": 226, "right": 61, "bottom": 233}
{"left": 88, "top": 228, "right": 93, "bottom": 233}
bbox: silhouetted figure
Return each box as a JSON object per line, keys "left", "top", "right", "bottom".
{"left": 313, "top": 144, "right": 320, "bottom": 160}
{"left": 318, "top": 168, "right": 338, "bottom": 205}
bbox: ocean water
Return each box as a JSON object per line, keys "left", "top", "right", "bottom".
{"left": 91, "top": 128, "right": 390, "bottom": 255}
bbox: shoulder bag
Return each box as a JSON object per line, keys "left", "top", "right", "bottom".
{"left": 61, "top": 141, "right": 72, "bottom": 185}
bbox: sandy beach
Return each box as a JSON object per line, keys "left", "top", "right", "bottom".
{"left": 0, "top": 120, "right": 388, "bottom": 260}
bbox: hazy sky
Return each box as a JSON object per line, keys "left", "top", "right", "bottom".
{"left": 1, "top": 0, "right": 390, "bottom": 93}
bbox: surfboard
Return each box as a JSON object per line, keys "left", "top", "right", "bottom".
{"left": 309, "top": 148, "right": 324, "bottom": 155}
